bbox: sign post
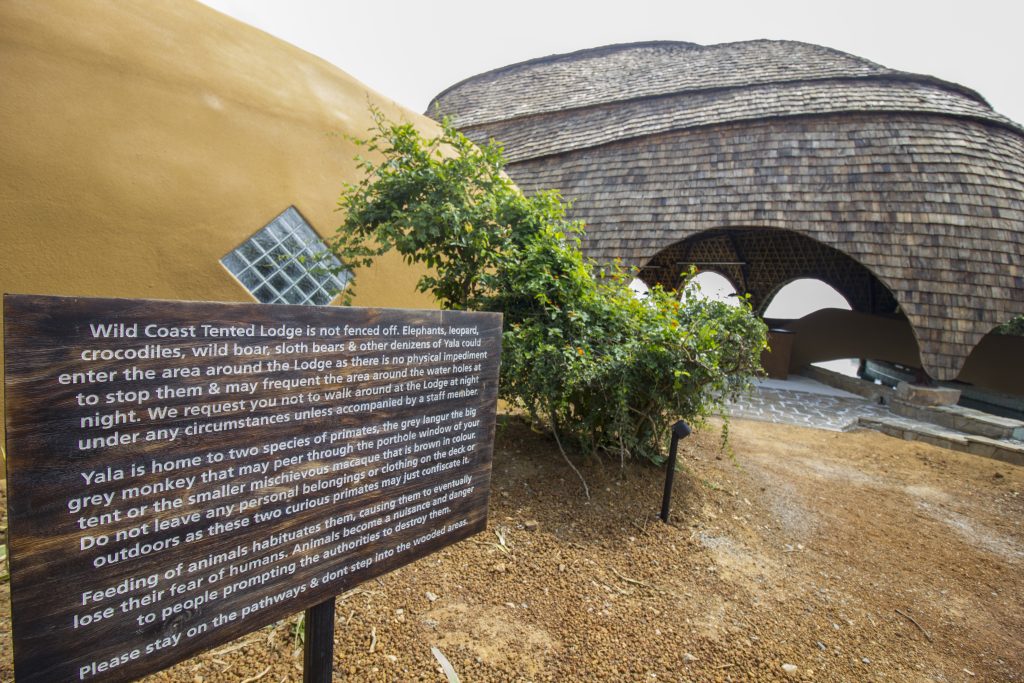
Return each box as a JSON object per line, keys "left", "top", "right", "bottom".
{"left": 303, "top": 597, "right": 336, "bottom": 683}
{"left": 3, "top": 294, "right": 502, "bottom": 682}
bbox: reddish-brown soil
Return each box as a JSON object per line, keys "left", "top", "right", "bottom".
{"left": 1, "top": 416, "right": 1021, "bottom": 682}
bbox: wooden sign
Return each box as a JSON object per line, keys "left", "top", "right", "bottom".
{"left": 3, "top": 294, "right": 502, "bottom": 682}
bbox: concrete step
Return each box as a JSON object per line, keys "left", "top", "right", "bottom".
{"left": 889, "top": 399, "right": 1024, "bottom": 441}
{"left": 863, "top": 360, "right": 1024, "bottom": 419}
{"left": 857, "top": 415, "right": 1024, "bottom": 467}
{"left": 799, "top": 365, "right": 893, "bottom": 402}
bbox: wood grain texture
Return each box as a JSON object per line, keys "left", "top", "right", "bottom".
{"left": 4, "top": 294, "right": 502, "bottom": 682}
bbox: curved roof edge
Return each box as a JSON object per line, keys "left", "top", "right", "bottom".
{"left": 429, "top": 40, "right": 702, "bottom": 107}
{"left": 427, "top": 39, "right": 993, "bottom": 123}
{"left": 465, "top": 97, "right": 1023, "bottom": 166}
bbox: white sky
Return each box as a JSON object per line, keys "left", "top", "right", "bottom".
{"left": 199, "top": 0, "right": 1024, "bottom": 125}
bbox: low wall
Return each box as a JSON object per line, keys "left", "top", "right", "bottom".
{"left": 958, "top": 333, "right": 1024, "bottom": 397}
{"left": 769, "top": 309, "right": 921, "bottom": 370}
{"left": 774, "top": 308, "right": 1024, "bottom": 398}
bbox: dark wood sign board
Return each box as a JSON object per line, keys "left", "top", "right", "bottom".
{"left": 3, "top": 294, "right": 502, "bottom": 682}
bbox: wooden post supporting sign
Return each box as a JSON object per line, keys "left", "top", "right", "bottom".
{"left": 303, "top": 597, "right": 336, "bottom": 683}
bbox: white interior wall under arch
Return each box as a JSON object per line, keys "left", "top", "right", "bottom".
{"left": 765, "top": 279, "right": 857, "bottom": 376}
{"left": 764, "top": 278, "right": 852, "bottom": 318}
{"left": 684, "top": 271, "right": 740, "bottom": 306}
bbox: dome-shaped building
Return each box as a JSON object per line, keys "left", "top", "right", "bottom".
{"left": 428, "top": 41, "right": 1024, "bottom": 385}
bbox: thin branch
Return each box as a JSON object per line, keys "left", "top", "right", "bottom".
{"left": 239, "top": 665, "right": 272, "bottom": 683}
{"left": 895, "top": 608, "right": 933, "bottom": 642}
{"left": 609, "top": 567, "right": 653, "bottom": 589}
{"left": 550, "top": 408, "right": 590, "bottom": 499}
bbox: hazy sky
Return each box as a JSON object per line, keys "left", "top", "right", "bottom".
{"left": 199, "top": 0, "right": 1024, "bottom": 125}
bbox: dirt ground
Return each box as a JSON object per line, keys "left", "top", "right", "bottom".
{"left": 1, "top": 415, "right": 1022, "bottom": 682}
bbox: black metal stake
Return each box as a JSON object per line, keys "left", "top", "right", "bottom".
{"left": 303, "top": 597, "right": 337, "bottom": 683}
{"left": 660, "top": 420, "right": 691, "bottom": 523}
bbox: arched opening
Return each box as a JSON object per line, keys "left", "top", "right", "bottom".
{"left": 956, "top": 316, "right": 1024, "bottom": 407}
{"left": 628, "top": 277, "right": 649, "bottom": 298}
{"left": 683, "top": 271, "right": 740, "bottom": 307}
{"left": 638, "top": 226, "right": 899, "bottom": 315}
{"left": 763, "top": 278, "right": 851, "bottom": 319}
{"left": 763, "top": 278, "right": 856, "bottom": 376}
{"left": 640, "top": 227, "right": 923, "bottom": 380}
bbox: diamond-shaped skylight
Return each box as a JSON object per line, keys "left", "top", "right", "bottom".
{"left": 221, "top": 207, "right": 348, "bottom": 305}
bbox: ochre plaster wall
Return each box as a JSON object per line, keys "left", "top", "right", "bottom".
{"left": 0, "top": 0, "right": 439, "bottom": 444}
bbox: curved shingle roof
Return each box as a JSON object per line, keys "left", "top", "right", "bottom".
{"left": 429, "top": 40, "right": 993, "bottom": 127}
{"left": 428, "top": 40, "right": 1024, "bottom": 382}
{"left": 458, "top": 80, "right": 1019, "bottom": 164}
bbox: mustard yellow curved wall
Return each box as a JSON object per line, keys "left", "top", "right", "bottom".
{"left": 0, "top": 0, "right": 439, "bottom": 443}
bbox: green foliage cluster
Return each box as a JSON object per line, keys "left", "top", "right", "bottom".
{"left": 995, "top": 315, "right": 1024, "bottom": 336}
{"left": 332, "top": 110, "right": 767, "bottom": 467}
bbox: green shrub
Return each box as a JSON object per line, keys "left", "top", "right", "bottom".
{"left": 995, "top": 315, "right": 1024, "bottom": 336}
{"left": 331, "top": 110, "right": 767, "bottom": 477}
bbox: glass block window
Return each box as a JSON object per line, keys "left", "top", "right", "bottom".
{"left": 221, "top": 207, "right": 349, "bottom": 305}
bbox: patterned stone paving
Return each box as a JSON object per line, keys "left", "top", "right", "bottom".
{"left": 727, "top": 385, "right": 889, "bottom": 432}
{"left": 728, "top": 380, "right": 1024, "bottom": 465}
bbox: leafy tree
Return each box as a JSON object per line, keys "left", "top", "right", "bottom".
{"left": 995, "top": 315, "right": 1024, "bottom": 336}
{"left": 331, "top": 110, "right": 767, "bottom": 493}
